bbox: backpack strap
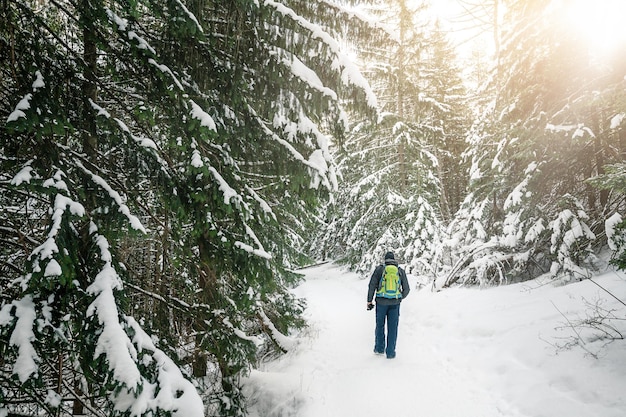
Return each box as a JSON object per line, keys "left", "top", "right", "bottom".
{"left": 377, "top": 264, "right": 385, "bottom": 290}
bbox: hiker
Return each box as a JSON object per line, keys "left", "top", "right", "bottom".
{"left": 366, "top": 251, "right": 410, "bottom": 359}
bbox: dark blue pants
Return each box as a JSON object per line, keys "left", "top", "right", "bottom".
{"left": 374, "top": 303, "right": 400, "bottom": 358}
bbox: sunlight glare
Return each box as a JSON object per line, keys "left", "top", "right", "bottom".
{"left": 563, "top": 0, "right": 626, "bottom": 59}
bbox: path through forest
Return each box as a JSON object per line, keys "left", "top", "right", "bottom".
{"left": 243, "top": 263, "right": 626, "bottom": 417}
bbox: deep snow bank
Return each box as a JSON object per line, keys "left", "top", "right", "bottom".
{"left": 243, "top": 263, "right": 626, "bottom": 417}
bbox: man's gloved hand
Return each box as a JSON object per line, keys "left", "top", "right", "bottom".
{"left": 367, "top": 302, "right": 374, "bottom": 311}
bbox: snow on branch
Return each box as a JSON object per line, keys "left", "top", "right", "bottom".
{"left": 8, "top": 178, "right": 84, "bottom": 293}
{"left": 103, "top": 113, "right": 173, "bottom": 174}
{"left": 32, "top": 70, "right": 45, "bottom": 90}
{"left": 610, "top": 113, "right": 625, "bottom": 130}
{"left": 244, "top": 223, "right": 267, "bottom": 254}
{"left": 86, "top": 236, "right": 142, "bottom": 391}
{"left": 221, "top": 315, "right": 264, "bottom": 345}
{"left": 31, "top": 193, "right": 85, "bottom": 267}
{"left": 545, "top": 123, "right": 595, "bottom": 140}
{"left": 503, "top": 162, "right": 537, "bottom": 211}
{"left": 107, "top": 8, "right": 184, "bottom": 91}
{"left": 5, "top": 282, "right": 58, "bottom": 392}
{"left": 272, "top": 96, "right": 328, "bottom": 147}
{"left": 189, "top": 99, "right": 217, "bottom": 131}
{"left": 107, "top": 8, "right": 155, "bottom": 53}
{"left": 205, "top": 159, "right": 274, "bottom": 260}
{"left": 418, "top": 93, "right": 452, "bottom": 113}
{"left": 350, "top": 163, "right": 397, "bottom": 197}
{"left": 307, "top": 149, "right": 331, "bottom": 189}
{"left": 86, "top": 234, "right": 204, "bottom": 416}
{"left": 128, "top": 31, "right": 156, "bottom": 54}
{"left": 6, "top": 70, "right": 45, "bottom": 123}
{"left": 274, "top": 97, "right": 334, "bottom": 158}
{"left": 263, "top": 0, "right": 378, "bottom": 109}
{"left": 90, "top": 97, "right": 160, "bottom": 153}
{"left": 606, "top": 213, "right": 623, "bottom": 251}
{"left": 10, "top": 163, "right": 34, "bottom": 186}
{"left": 0, "top": 295, "right": 39, "bottom": 383}
{"left": 501, "top": 163, "right": 539, "bottom": 251}
{"left": 549, "top": 204, "right": 596, "bottom": 278}
{"left": 107, "top": 8, "right": 158, "bottom": 55}
{"left": 244, "top": 185, "right": 276, "bottom": 220}
{"left": 106, "top": 7, "right": 128, "bottom": 31}
{"left": 89, "top": 98, "right": 111, "bottom": 118}
{"left": 6, "top": 93, "right": 32, "bottom": 123}
{"left": 148, "top": 59, "right": 184, "bottom": 91}
{"left": 123, "top": 317, "right": 204, "bottom": 416}
{"left": 172, "top": 0, "right": 204, "bottom": 34}
{"left": 318, "top": 0, "right": 389, "bottom": 34}
{"left": 112, "top": 117, "right": 163, "bottom": 156}
{"left": 234, "top": 223, "right": 272, "bottom": 260}
{"left": 257, "top": 307, "right": 296, "bottom": 351}
{"left": 74, "top": 160, "right": 146, "bottom": 233}
{"left": 234, "top": 241, "right": 272, "bottom": 260}
{"left": 208, "top": 166, "right": 242, "bottom": 207}
{"left": 281, "top": 53, "right": 337, "bottom": 100}
{"left": 248, "top": 104, "right": 335, "bottom": 190}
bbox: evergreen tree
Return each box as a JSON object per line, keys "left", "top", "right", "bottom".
{"left": 439, "top": 0, "right": 626, "bottom": 287}
{"left": 313, "top": 1, "right": 469, "bottom": 277}
{"left": 0, "top": 0, "right": 375, "bottom": 415}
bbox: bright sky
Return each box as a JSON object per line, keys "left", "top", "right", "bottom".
{"left": 424, "top": 0, "right": 495, "bottom": 59}
{"left": 561, "top": 0, "right": 626, "bottom": 60}
{"left": 425, "top": 0, "right": 626, "bottom": 63}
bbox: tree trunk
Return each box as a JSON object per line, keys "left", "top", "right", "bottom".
{"left": 396, "top": 1, "right": 408, "bottom": 190}
{"left": 591, "top": 112, "right": 608, "bottom": 210}
{"left": 620, "top": 125, "right": 626, "bottom": 160}
{"left": 83, "top": 22, "right": 98, "bottom": 158}
{"left": 493, "top": 0, "right": 500, "bottom": 58}
{"left": 75, "top": 2, "right": 98, "bottom": 414}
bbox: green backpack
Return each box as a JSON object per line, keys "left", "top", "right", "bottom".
{"left": 377, "top": 264, "right": 402, "bottom": 299}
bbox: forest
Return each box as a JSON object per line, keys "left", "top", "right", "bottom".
{"left": 1, "top": 0, "right": 625, "bottom": 416}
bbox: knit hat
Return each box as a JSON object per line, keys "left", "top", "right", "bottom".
{"left": 384, "top": 251, "right": 395, "bottom": 260}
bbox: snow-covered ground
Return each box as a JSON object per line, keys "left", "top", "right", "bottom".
{"left": 243, "top": 263, "right": 626, "bottom": 417}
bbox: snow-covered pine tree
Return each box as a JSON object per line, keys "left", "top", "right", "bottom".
{"left": 1, "top": 0, "right": 376, "bottom": 415}
{"left": 314, "top": 1, "right": 469, "bottom": 278}
{"left": 420, "top": 22, "right": 470, "bottom": 222}
{"left": 444, "top": 0, "right": 626, "bottom": 287}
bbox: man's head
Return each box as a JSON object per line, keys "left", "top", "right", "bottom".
{"left": 384, "top": 251, "right": 395, "bottom": 260}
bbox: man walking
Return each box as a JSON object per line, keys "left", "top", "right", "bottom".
{"left": 366, "top": 251, "right": 410, "bottom": 359}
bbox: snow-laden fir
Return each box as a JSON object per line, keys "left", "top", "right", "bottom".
{"left": 3, "top": 0, "right": 626, "bottom": 415}
{"left": 244, "top": 263, "right": 626, "bottom": 417}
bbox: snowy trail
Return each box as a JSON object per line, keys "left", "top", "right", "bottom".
{"left": 245, "top": 263, "right": 509, "bottom": 417}
{"left": 243, "top": 263, "right": 626, "bottom": 417}
{"left": 288, "top": 264, "right": 507, "bottom": 417}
